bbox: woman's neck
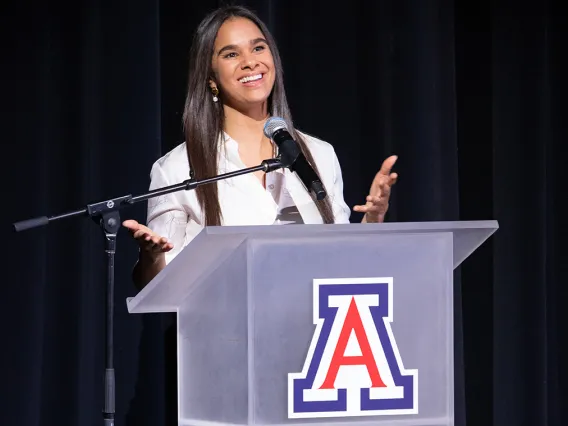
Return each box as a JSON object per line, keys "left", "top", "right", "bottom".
{"left": 223, "top": 103, "right": 269, "bottom": 147}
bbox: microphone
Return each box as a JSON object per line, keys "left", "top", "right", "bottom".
{"left": 263, "top": 117, "right": 327, "bottom": 200}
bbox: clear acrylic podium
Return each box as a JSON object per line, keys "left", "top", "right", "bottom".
{"left": 127, "top": 221, "right": 498, "bottom": 426}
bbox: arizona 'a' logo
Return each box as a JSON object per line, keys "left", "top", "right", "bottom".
{"left": 288, "top": 277, "right": 418, "bottom": 418}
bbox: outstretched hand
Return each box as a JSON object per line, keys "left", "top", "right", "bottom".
{"left": 122, "top": 219, "right": 173, "bottom": 256}
{"left": 353, "top": 155, "right": 398, "bottom": 223}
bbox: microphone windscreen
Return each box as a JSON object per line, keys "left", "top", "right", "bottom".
{"left": 263, "top": 116, "right": 288, "bottom": 139}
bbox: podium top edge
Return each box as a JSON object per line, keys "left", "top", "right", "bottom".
{"left": 203, "top": 220, "right": 499, "bottom": 235}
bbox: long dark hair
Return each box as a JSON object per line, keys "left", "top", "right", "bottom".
{"left": 182, "top": 5, "right": 335, "bottom": 226}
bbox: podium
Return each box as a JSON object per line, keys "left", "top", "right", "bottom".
{"left": 127, "top": 220, "right": 498, "bottom": 426}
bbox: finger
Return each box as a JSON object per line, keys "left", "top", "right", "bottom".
{"left": 140, "top": 238, "right": 155, "bottom": 250}
{"left": 133, "top": 231, "right": 154, "bottom": 241}
{"left": 122, "top": 219, "right": 141, "bottom": 231}
{"left": 150, "top": 240, "right": 173, "bottom": 253}
{"left": 374, "top": 178, "right": 393, "bottom": 199}
{"left": 144, "top": 240, "right": 164, "bottom": 253}
{"left": 369, "top": 182, "right": 388, "bottom": 199}
{"left": 149, "top": 242, "right": 163, "bottom": 253}
{"left": 353, "top": 204, "right": 381, "bottom": 213}
{"left": 366, "top": 195, "right": 385, "bottom": 205}
{"left": 390, "top": 172, "right": 398, "bottom": 184}
{"left": 132, "top": 226, "right": 151, "bottom": 238}
{"left": 132, "top": 229, "right": 149, "bottom": 239}
{"left": 149, "top": 234, "right": 165, "bottom": 246}
{"left": 381, "top": 182, "right": 391, "bottom": 198}
{"left": 141, "top": 241, "right": 155, "bottom": 252}
{"left": 378, "top": 155, "right": 398, "bottom": 176}
{"left": 156, "top": 236, "right": 169, "bottom": 246}
{"left": 138, "top": 235, "right": 159, "bottom": 252}
{"left": 371, "top": 174, "right": 394, "bottom": 195}
{"left": 353, "top": 206, "right": 381, "bottom": 214}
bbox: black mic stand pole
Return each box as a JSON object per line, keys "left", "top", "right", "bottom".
{"left": 12, "top": 157, "right": 283, "bottom": 426}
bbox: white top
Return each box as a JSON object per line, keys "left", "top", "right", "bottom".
{"left": 146, "top": 131, "right": 351, "bottom": 264}
{"left": 265, "top": 168, "right": 304, "bottom": 225}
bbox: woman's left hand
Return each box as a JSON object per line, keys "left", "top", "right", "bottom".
{"left": 353, "top": 155, "right": 398, "bottom": 223}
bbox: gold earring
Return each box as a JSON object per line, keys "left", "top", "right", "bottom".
{"left": 211, "top": 86, "right": 219, "bottom": 102}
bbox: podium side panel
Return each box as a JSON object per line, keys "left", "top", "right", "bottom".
{"left": 177, "top": 245, "right": 249, "bottom": 425}
{"left": 127, "top": 233, "right": 247, "bottom": 313}
{"left": 249, "top": 232, "right": 453, "bottom": 426}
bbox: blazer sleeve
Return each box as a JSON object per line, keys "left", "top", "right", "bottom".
{"left": 146, "top": 161, "right": 190, "bottom": 264}
{"left": 329, "top": 146, "right": 352, "bottom": 224}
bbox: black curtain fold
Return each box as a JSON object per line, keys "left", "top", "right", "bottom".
{"left": 3, "top": 0, "right": 164, "bottom": 424}
{"left": 491, "top": 2, "right": 566, "bottom": 425}
{"left": 2, "top": 1, "right": 565, "bottom": 425}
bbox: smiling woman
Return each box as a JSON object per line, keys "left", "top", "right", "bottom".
{"left": 209, "top": 18, "right": 277, "bottom": 184}
{"left": 212, "top": 29, "right": 275, "bottom": 104}
{"left": 122, "top": 5, "right": 399, "bottom": 289}
{"left": 213, "top": 29, "right": 275, "bottom": 104}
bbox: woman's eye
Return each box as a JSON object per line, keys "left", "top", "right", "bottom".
{"left": 223, "top": 52, "right": 237, "bottom": 58}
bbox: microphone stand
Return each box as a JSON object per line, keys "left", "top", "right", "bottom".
{"left": 12, "top": 157, "right": 283, "bottom": 426}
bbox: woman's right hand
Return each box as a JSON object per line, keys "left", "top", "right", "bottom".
{"left": 122, "top": 219, "right": 173, "bottom": 258}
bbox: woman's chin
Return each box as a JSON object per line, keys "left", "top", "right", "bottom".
{"left": 243, "top": 90, "right": 272, "bottom": 104}
{"left": 227, "top": 96, "right": 271, "bottom": 113}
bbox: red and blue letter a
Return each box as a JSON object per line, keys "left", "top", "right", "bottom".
{"left": 288, "top": 277, "right": 418, "bottom": 418}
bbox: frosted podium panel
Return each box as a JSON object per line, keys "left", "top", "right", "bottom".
{"left": 127, "top": 221, "right": 498, "bottom": 426}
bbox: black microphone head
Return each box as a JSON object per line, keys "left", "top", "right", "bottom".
{"left": 263, "top": 116, "right": 288, "bottom": 139}
{"left": 263, "top": 117, "right": 326, "bottom": 200}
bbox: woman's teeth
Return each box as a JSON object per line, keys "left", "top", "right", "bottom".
{"left": 239, "top": 74, "right": 263, "bottom": 83}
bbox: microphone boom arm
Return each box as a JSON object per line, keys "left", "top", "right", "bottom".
{"left": 11, "top": 156, "right": 283, "bottom": 426}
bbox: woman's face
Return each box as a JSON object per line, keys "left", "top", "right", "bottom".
{"left": 211, "top": 17, "right": 276, "bottom": 111}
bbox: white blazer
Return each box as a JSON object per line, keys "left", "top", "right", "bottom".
{"left": 146, "top": 131, "right": 351, "bottom": 264}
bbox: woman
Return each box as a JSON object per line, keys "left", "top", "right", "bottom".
{"left": 123, "top": 5, "right": 398, "bottom": 289}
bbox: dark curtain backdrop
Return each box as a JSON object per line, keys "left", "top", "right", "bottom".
{"left": 2, "top": 0, "right": 565, "bottom": 426}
